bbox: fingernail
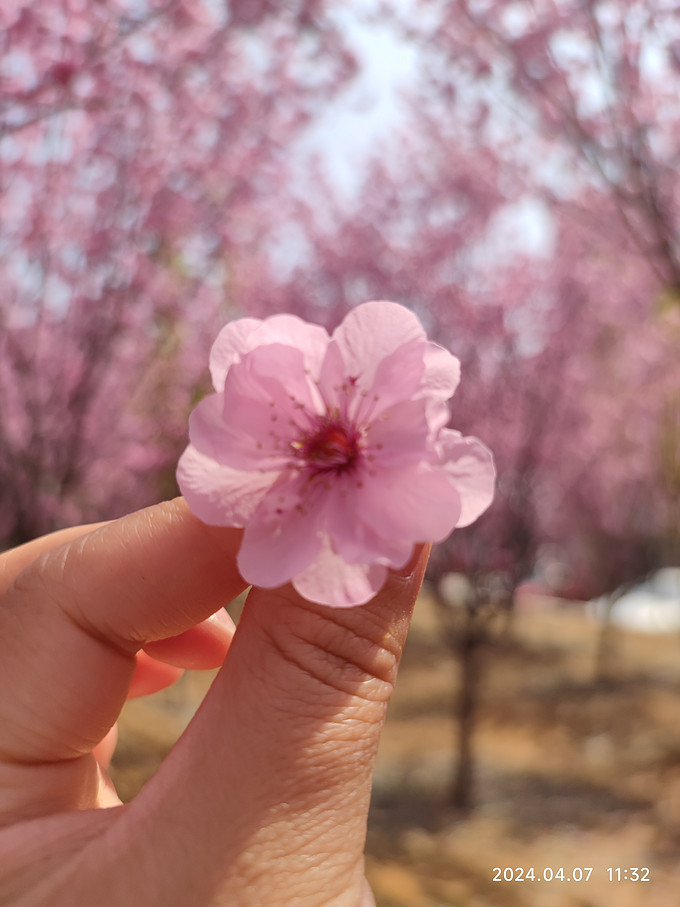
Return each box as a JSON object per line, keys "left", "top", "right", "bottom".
{"left": 207, "top": 608, "right": 237, "bottom": 633}
{"left": 393, "top": 543, "right": 430, "bottom": 579}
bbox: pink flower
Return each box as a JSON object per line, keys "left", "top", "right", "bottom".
{"left": 177, "top": 301, "right": 495, "bottom": 606}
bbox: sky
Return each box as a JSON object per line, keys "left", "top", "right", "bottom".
{"left": 296, "top": 3, "right": 420, "bottom": 195}
{"left": 293, "top": 1, "right": 559, "bottom": 272}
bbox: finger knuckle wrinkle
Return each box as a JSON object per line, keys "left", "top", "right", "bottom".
{"left": 261, "top": 611, "right": 401, "bottom": 703}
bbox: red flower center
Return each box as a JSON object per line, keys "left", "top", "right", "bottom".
{"left": 300, "top": 420, "right": 359, "bottom": 474}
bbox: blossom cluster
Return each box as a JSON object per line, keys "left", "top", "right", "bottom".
{"left": 177, "top": 301, "right": 495, "bottom": 606}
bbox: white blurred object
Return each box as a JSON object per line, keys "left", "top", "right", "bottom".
{"left": 438, "top": 572, "right": 474, "bottom": 608}
{"left": 589, "top": 569, "right": 680, "bottom": 634}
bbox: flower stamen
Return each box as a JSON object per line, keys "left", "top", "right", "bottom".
{"left": 294, "top": 419, "right": 360, "bottom": 475}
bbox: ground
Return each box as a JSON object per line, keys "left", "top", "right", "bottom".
{"left": 110, "top": 588, "right": 680, "bottom": 906}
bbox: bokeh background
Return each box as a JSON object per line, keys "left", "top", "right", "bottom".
{"left": 2, "top": 2, "right": 680, "bottom": 904}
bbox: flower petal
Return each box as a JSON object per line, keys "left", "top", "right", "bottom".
{"left": 332, "top": 301, "right": 426, "bottom": 391}
{"left": 215, "top": 344, "right": 321, "bottom": 470}
{"left": 426, "top": 398, "right": 451, "bottom": 435}
{"left": 177, "top": 444, "right": 276, "bottom": 526}
{"left": 237, "top": 474, "right": 324, "bottom": 588}
{"left": 187, "top": 393, "right": 231, "bottom": 463}
{"left": 353, "top": 339, "right": 426, "bottom": 424}
{"left": 228, "top": 343, "right": 320, "bottom": 415}
{"left": 209, "top": 318, "right": 263, "bottom": 392}
{"left": 423, "top": 342, "right": 461, "bottom": 398}
{"left": 321, "top": 478, "right": 415, "bottom": 566}
{"left": 360, "top": 462, "right": 462, "bottom": 542}
{"left": 316, "top": 340, "right": 354, "bottom": 417}
{"left": 365, "top": 397, "right": 432, "bottom": 467}
{"left": 293, "top": 540, "right": 388, "bottom": 607}
{"left": 210, "top": 314, "right": 329, "bottom": 393}
{"left": 255, "top": 314, "right": 330, "bottom": 378}
{"left": 438, "top": 430, "right": 496, "bottom": 527}
{"left": 187, "top": 389, "right": 293, "bottom": 472}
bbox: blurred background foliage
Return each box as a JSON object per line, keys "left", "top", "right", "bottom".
{"left": 3, "top": 2, "right": 680, "bottom": 903}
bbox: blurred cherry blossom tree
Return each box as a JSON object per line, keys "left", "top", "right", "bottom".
{"left": 3, "top": 0, "right": 679, "bottom": 590}
{"left": 410, "top": 0, "right": 680, "bottom": 599}
{"left": 0, "top": 0, "right": 354, "bottom": 545}
{"left": 265, "top": 0, "right": 680, "bottom": 808}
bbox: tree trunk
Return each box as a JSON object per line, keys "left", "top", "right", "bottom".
{"left": 451, "top": 605, "right": 483, "bottom": 813}
{"left": 594, "top": 588, "right": 629, "bottom": 685}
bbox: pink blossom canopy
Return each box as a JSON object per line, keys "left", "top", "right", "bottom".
{"left": 177, "top": 301, "right": 495, "bottom": 606}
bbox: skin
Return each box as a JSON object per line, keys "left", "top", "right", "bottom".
{"left": 0, "top": 498, "right": 429, "bottom": 906}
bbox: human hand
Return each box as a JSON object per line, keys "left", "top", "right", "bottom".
{"left": 0, "top": 498, "right": 428, "bottom": 906}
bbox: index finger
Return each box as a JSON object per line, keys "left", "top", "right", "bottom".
{"left": 0, "top": 499, "right": 247, "bottom": 814}
{"left": 0, "top": 522, "right": 109, "bottom": 597}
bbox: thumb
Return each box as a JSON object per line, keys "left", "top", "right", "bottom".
{"left": 92, "top": 546, "right": 429, "bottom": 906}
